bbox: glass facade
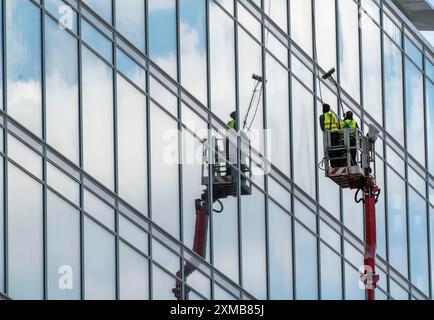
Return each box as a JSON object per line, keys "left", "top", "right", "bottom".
{"left": 0, "top": 0, "right": 432, "bottom": 300}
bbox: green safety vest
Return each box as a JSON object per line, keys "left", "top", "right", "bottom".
{"left": 340, "top": 119, "right": 357, "bottom": 137}
{"left": 228, "top": 120, "right": 236, "bottom": 130}
{"left": 324, "top": 112, "right": 339, "bottom": 131}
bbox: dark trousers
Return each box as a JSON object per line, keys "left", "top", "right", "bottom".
{"left": 329, "top": 132, "right": 344, "bottom": 168}
{"left": 349, "top": 136, "right": 357, "bottom": 166}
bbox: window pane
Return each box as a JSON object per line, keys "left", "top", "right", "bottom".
{"left": 362, "top": 14, "right": 383, "bottom": 124}
{"left": 150, "top": 104, "right": 179, "bottom": 237}
{"left": 241, "top": 188, "right": 266, "bottom": 299}
{"left": 295, "top": 223, "right": 318, "bottom": 300}
{"left": 387, "top": 169, "right": 408, "bottom": 277}
{"left": 0, "top": 158, "right": 3, "bottom": 292}
{"left": 405, "top": 59, "right": 425, "bottom": 166}
{"left": 8, "top": 164, "right": 43, "bottom": 299}
{"left": 180, "top": 0, "right": 207, "bottom": 104}
{"left": 83, "top": 0, "right": 112, "bottom": 24}
{"left": 84, "top": 217, "right": 116, "bottom": 300}
{"left": 47, "top": 192, "right": 81, "bottom": 300}
{"left": 115, "top": 0, "right": 145, "bottom": 51}
{"left": 119, "top": 242, "right": 149, "bottom": 300}
{"left": 268, "top": 201, "right": 293, "bottom": 299}
{"left": 315, "top": 0, "right": 336, "bottom": 72}
{"left": 210, "top": 2, "right": 235, "bottom": 120}
{"left": 45, "top": 17, "right": 79, "bottom": 164}
{"left": 409, "top": 190, "right": 429, "bottom": 295}
{"left": 82, "top": 47, "right": 114, "bottom": 190}
{"left": 149, "top": 0, "right": 177, "bottom": 79}
{"left": 384, "top": 38, "right": 404, "bottom": 144}
{"left": 292, "top": 80, "right": 315, "bottom": 197}
{"left": 117, "top": 75, "right": 148, "bottom": 214}
{"left": 7, "top": 0, "right": 42, "bottom": 136}
{"left": 267, "top": 56, "right": 290, "bottom": 176}
{"left": 427, "top": 80, "right": 434, "bottom": 174}
{"left": 290, "top": 0, "right": 312, "bottom": 56}
{"left": 338, "top": 0, "right": 360, "bottom": 102}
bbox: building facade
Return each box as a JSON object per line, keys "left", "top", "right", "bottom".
{"left": 0, "top": 0, "right": 433, "bottom": 300}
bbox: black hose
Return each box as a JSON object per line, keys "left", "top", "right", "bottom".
{"left": 213, "top": 200, "right": 224, "bottom": 213}
{"left": 355, "top": 188, "right": 364, "bottom": 203}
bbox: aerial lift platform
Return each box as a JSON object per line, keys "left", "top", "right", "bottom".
{"left": 172, "top": 131, "right": 253, "bottom": 300}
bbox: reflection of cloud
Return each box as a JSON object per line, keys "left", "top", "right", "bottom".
{"left": 8, "top": 80, "right": 42, "bottom": 136}
{"left": 180, "top": 23, "right": 207, "bottom": 104}
{"left": 148, "top": 0, "right": 174, "bottom": 12}
{"left": 46, "top": 73, "right": 79, "bottom": 164}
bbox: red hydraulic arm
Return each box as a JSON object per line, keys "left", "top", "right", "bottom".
{"left": 172, "top": 196, "right": 209, "bottom": 300}
{"left": 356, "top": 176, "right": 381, "bottom": 300}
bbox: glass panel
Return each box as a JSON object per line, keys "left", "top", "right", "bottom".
{"left": 116, "top": 48, "right": 146, "bottom": 91}
{"left": 84, "top": 217, "right": 116, "bottom": 300}
{"left": 119, "top": 242, "right": 149, "bottom": 300}
{"left": 152, "top": 265, "right": 177, "bottom": 300}
{"left": 0, "top": 158, "right": 3, "bottom": 292}
{"left": 84, "top": 189, "right": 115, "bottom": 231}
{"left": 7, "top": 133, "right": 42, "bottom": 180}
{"left": 320, "top": 244, "right": 342, "bottom": 300}
{"left": 117, "top": 75, "right": 148, "bottom": 214}
{"left": 6, "top": 0, "right": 42, "bottom": 136}
{"left": 115, "top": 0, "right": 145, "bottom": 51}
{"left": 45, "top": 17, "right": 79, "bottom": 164}
{"left": 383, "top": 13, "right": 401, "bottom": 45}
{"left": 427, "top": 80, "right": 434, "bottom": 174}
{"left": 295, "top": 222, "right": 318, "bottom": 300}
{"left": 362, "top": 13, "right": 383, "bottom": 124}
{"left": 209, "top": 2, "right": 235, "bottom": 120}
{"left": 344, "top": 243, "right": 364, "bottom": 300}
{"left": 405, "top": 58, "right": 425, "bottom": 166}
{"left": 292, "top": 80, "right": 315, "bottom": 198}
{"left": 404, "top": 37, "right": 422, "bottom": 68}
{"left": 268, "top": 201, "right": 292, "bottom": 300}
{"left": 315, "top": 0, "right": 336, "bottom": 73}
{"left": 150, "top": 103, "right": 180, "bottom": 238}
{"left": 264, "top": 0, "right": 287, "bottom": 33}
{"left": 290, "top": 0, "right": 312, "bottom": 56}
{"left": 149, "top": 0, "right": 177, "bottom": 79}
{"left": 47, "top": 192, "right": 80, "bottom": 300}
{"left": 408, "top": 190, "right": 429, "bottom": 295}
{"left": 47, "top": 162, "right": 80, "bottom": 205}
{"left": 82, "top": 0, "right": 112, "bottom": 24}
{"left": 180, "top": 0, "right": 207, "bottom": 105}
{"left": 241, "top": 188, "right": 266, "bottom": 299}
{"left": 82, "top": 47, "right": 114, "bottom": 190}
{"left": 8, "top": 164, "right": 43, "bottom": 299}
{"left": 387, "top": 168, "right": 408, "bottom": 277}
{"left": 267, "top": 56, "right": 290, "bottom": 176}
{"left": 81, "top": 18, "right": 113, "bottom": 63}
{"left": 45, "top": 0, "right": 78, "bottom": 33}
{"left": 384, "top": 38, "right": 404, "bottom": 145}
{"left": 338, "top": 0, "right": 360, "bottom": 102}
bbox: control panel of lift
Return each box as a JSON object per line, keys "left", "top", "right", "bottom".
{"left": 323, "top": 124, "right": 379, "bottom": 189}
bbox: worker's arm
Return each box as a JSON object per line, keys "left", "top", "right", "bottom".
{"left": 319, "top": 115, "right": 325, "bottom": 131}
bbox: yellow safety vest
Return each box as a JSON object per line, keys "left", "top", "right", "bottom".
{"left": 340, "top": 119, "right": 357, "bottom": 137}
{"left": 324, "top": 112, "right": 339, "bottom": 131}
{"left": 228, "top": 120, "right": 236, "bottom": 129}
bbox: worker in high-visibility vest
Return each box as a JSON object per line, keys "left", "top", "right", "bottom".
{"left": 227, "top": 111, "right": 237, "bottom": 130}
{"left": 340, "top": 111, "right": 359, "bottom": 166}
{"left": 319, "top": 104, "right": 340, "bottom": 132}
{"left": 226, "top": 111, "right": 237, "bottom": 177}
{"left": 320, "top": 104, "right": 342, "bottom": 167}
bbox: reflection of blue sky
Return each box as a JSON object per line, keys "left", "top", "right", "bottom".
{"left": 7, "top": 0, "right": 41, "bottom": 81}
{"left": 180, "top": 0, "right": 206, "bottom": 53}
{"left": 149, "top": 1, "right": 177, "bottom": 58}
{"left": 83, "top": 0, "right": 112, "bottom": 23}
